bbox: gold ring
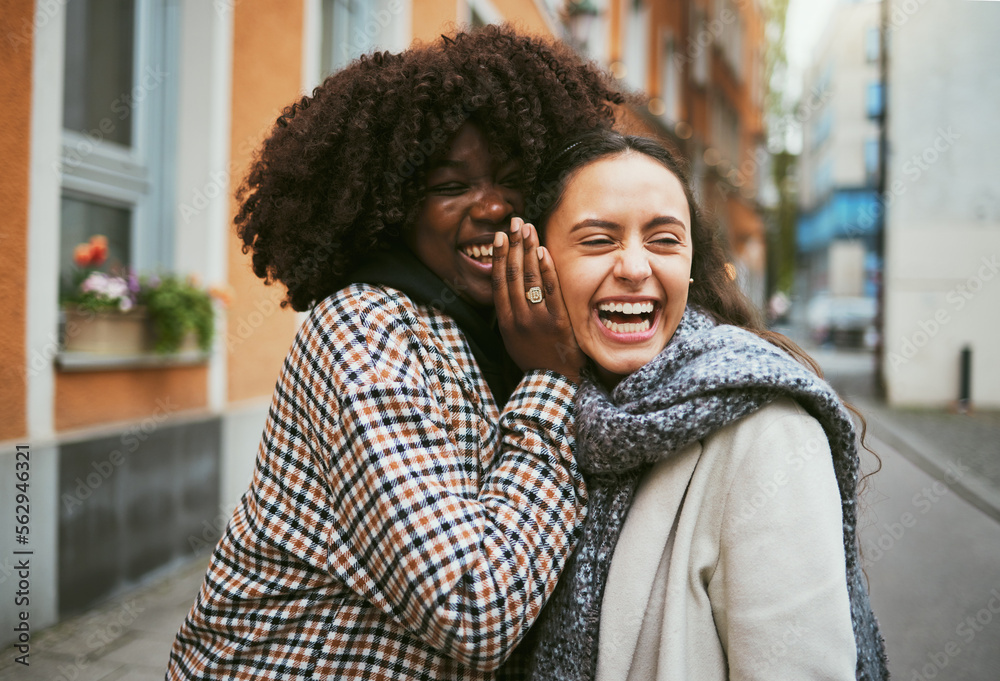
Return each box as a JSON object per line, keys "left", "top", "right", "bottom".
{"left": 525, "top": 286, "right": 544, "bottom": 304}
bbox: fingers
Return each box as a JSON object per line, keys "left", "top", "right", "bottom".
{"left": 492, "top": 230, "right": 513, "bottom": 324}
{"left": 521, "top": 221, "right": 542, "bottom": 302}
{"left": 537, "top": 246, "right": 568, "bottom": 321}
{"left": 505, "top": 217, "right": 531, "bottom": 319}
{"left": 493, "top": 218, "right": 549, "bottom": 321}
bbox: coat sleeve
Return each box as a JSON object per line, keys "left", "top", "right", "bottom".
{"left": 711, "top": 403, "right": 857, "bottom": 681}
{"left": 300, "top": 291, "right": 586, "bottom": 671}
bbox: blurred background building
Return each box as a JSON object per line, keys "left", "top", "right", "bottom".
{"left": 572, "top": 0, "right": 771, "bottom": 308}
{"left": 795, "top": 0, "right": 881, "bottom": 346}
{"left": 0, "top": 0, "right": 773, "bottom": 646}
{"left": 789, "top": 0, "right": 1000, "bottom": 409}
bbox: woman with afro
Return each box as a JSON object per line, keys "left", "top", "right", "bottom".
{"left": 167, "top": 24, "right": 623, "bottom": 680}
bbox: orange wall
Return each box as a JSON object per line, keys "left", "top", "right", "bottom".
{"left": 412, "top": 0, "right": 552, "bottom": 44}
{"left": 492, "top": 0, "right": 550, "bottom": 35}
{"left": 0, "top": 0, "right": 32, "bottom": 441}
{"left": 55, "top": 366, "right": 208, "bottom": 432}
{"left": 413, "top": 0, "right": 463, "bottom": 42}
{"left": 226, "top": 0, "right": 305, "bottom": 403}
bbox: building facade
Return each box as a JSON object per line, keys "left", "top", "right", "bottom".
{"left": 574, "top": 0, "right": 771, "bottom": 307}
{"left": 0, "top": 0, "right": 771, "bottom": 645}
{"left": 0, "top": 0, "right": 560, "bottom": 646}
{"left": 880, "top": 0, "right": 1000, "bottom": 408}
{"left": 796, "top": 0, "right": 882, "bottom": 313}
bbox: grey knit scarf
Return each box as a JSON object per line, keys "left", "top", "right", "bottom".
{"left": 508, "top": 306, "right": 888, "bottom": 680}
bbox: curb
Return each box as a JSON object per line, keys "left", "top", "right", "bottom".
{"left": 851, "top": 396, "right": 1000, "bottom": 525}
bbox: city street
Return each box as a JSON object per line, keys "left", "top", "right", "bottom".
{"left": 859, "top": 437, "right": 1000, "bottom": 680}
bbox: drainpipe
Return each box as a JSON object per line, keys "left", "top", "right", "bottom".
{"left": 874, "top": 0, "right": 890, "bottom": 399}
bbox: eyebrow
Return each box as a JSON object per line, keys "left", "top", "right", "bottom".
{"left": 569, "top": 216, "right": 688, "bottom": 233}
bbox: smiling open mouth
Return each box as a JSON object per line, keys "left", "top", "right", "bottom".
{"left": 596, "top": 301, "right": 657, "bottom": 334}
{"left": 461, "top": 244, "right": 494, "bottom": 264}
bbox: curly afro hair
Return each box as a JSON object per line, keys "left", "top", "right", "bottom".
{"left": 235, "top": 24, "right": 625, "bottom": 311}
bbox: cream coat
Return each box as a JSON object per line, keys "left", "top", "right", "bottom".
{"left": 596, "top": 399, "right": 858, "bottom": 681}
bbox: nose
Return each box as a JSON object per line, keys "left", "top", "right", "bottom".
{"left": 613, "top": 243, "right": 652, "bottom": 286}
{"left": 469, "top": 183, "right": 516, "bottom": 225}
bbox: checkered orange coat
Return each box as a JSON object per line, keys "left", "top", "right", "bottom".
{"left": 167, "top": 284, "right": 585, "bottom": 680}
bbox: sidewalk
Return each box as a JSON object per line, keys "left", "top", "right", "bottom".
{"left": 811, "top": 345, "right": 1000, "bottom": 524}
{"left": 850, "top": 396, "right": 1000, "bottom": 524}
{"left": 0, "top": 555, "right": 208, "bottom": 681}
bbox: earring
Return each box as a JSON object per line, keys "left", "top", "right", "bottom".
{"left": 689, "top": 278, "right": 694, "bottom": 283}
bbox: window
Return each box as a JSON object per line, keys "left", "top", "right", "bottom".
{"left": 623, "top": 0, "right": 650, "bottom": 92}
{"left": 867, "top": 81, "right": 884, "bottom": 119}
{"left": 690, "top": 8, "right": 709, "bottom": 86}
{"left": 710, "top": 93, "right": 740, "bottom": 167}
{"left": 661, "top": 32, "right": 681, "bottom": 122}
{"left": 467, "top": 0, "right": 502, "bottom": 27}
{"left": 865, "top": 26, "right": 880, "bottom": 63}
{"left": 715, "top": 0, "right": 743, "bottom": 79}
{"left": 60, "top": 0, "right": 178, "bottom": 293}
{"left": 320, "top": 0, "right": 377, "bottom": 76}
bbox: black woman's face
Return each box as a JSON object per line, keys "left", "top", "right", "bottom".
{"left": 405, "top": 122, "right": 524, "bottom": 307}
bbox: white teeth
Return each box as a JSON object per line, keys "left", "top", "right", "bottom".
{"left": 599, "top": 318, "right": 652, "bottom": 334}
{"left": 463, "top": 245, "right": 493, "bottom": 259}
{"left": 597, "top": 301, "right": 656, "bottom": 314}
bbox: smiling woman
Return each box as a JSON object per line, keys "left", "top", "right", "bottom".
{"left": 542, "top": 152, "right": 693, "bottom": 386}
{"left": 404, "top": 122, "right": 524, "bottom": 307}
{"left": 503, "top": 130, "right": 889, "bottom": 681}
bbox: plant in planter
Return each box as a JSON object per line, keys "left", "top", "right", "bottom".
{"left": 140, "top": 275, "right": 215, "bottom": 354}
{"left": 60, "top": 235, "right": 221, "bottom": 356}
{"left": 61, "top": 236, "right": 149, "bottom": 354}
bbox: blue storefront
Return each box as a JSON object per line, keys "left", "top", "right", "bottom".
{"left": 797, "top": 188, "right": 883, "bottom": 299}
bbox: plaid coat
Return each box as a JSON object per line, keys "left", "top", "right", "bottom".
{"left": 167, "top": 284, "right": 585, "bottom": 680}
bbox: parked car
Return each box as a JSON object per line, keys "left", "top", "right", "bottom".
{"left": 806, "top": 294, "right": 877, "bottom": 348}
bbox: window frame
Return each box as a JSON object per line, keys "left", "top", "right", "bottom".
{"left": 58, "top": 0, "right": 180, "bottom": 276}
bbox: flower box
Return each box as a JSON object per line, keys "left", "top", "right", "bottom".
{"left": 59, "top": 234, "right": 225, "bottom": 360}
{"left": 62, "top": 305, "right": 154, "bottom": 355}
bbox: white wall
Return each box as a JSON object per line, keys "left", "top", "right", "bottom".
{"left": 882, "top": 0, "right": 1000, "bottom": 407}
{"left": 175, "top": 0, "right": 235, "bottom": 414}
{"left": 220, "top": 402, "right": 270, "bottom": 514}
